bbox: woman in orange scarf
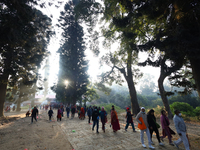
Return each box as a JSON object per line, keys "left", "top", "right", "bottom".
{"left": 111, "top": 105, "right": 120, "bottom": 132}
{"left": 79, "top": 107, "right": 85, "bottom": 120}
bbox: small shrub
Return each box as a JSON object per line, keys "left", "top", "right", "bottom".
{"left": 194, "top": 106, "right": 200, "bottom": 116}
{"left": 170, "top": 102, "right": 194, "bottom": 117}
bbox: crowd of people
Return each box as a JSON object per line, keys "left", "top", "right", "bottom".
{"left": 29, "top": 104, "right": 190, "bottom": 150}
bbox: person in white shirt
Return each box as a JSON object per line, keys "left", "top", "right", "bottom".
{"left": 173, "top": 110, "right": 190, "bottom": 150}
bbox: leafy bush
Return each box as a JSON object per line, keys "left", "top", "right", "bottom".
{"left": 170, "top": 102, "right": 194, "bottom": 117}
{"left": 194, "top": 106, "right": 200, "bottom": 116}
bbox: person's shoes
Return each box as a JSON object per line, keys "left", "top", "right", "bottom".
{"left": 125, "top": 129, "right": 127, "bottom": 131}
{"left": 169, "top": 142, "right": 174, "bottom": 146}
{"left": 103, "top": 130, "right": 105, "bottom": 133}
{"left": 96, "top": 131, "right": 99, "bottom": 134}
{"left": 92, "top": 128, "right": 94, "bottom": 131}
{"left": 149, "top": 145, "right": 155, "bottom": 149}
{"left": 142, "top": 144, "right": 146, "bottom": 148}
{"left": 174, "top": 142, "right": 179, "bottom": 149}
{"left": 133, "top": 130, "right": 136, "bottom": 132}
{"left": 159, "top": 142, "right": 164, "bottom": 146}
{"left": 151, "top": 142, "right": 155, "bottom": 145}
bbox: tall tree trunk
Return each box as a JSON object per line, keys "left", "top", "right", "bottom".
{"left": 0, "top": 74, "right": 9, "bottom": 117}
{"left": 124, "top": 49, "right": 140, "bottom": 115}
{"left": 16, "top": 97, "right": 21, "bottom": 112}
{"left": 190, "top": 58, "right": 200, "bottom": 97}
{"left": 31, "top": 99, "right": 35, "bottom": 107}
{"left": 126, "top": 76, "right": 140, "bottom": 115}
{"left": 158, "top": 74, "right": 173, "bottom": 119}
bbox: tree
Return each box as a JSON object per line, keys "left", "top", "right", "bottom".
{"left": 136, "top": 0, "right": 200, "bottom": 97}
{"left": 55, "top": 0, "right": 89, "bottom": 105}
{"left": 0, "top": 1, "right": 53, "bottom": 117}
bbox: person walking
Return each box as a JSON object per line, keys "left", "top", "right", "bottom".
{"left": 87, "top": 106, "right": 92, "bottom": 124}
{"left": 173, "top": 110, "right": 190, "bottom": 150}
{"left": 125, "top": 107, "right": 136, "bottom": 132}
{"left": 160, "top": 110, "right": 175, "bottom": 145}
{"left": 136, "top": 107, "right": 155, "bottom": 149}
{"left": 147, "top": 109, "right": 164, "bottom": 146}
{"left": 100, "top": 107, "right": 107, "bottom": 132}
{"left": 79, "top": 107, "right": 85, "bottom": 120}
{"left": 31, "top": 106, "right": 38, "bottom": 123}
{"left": 111, "top": 105, "right": 120, "bottom": 132}
{"left": 57, "top": 108, "right": 62, "bottom": 121}
{"left": 71, "top": 106, "right": 76, "bottom": 119}
{"left": 66, "top": 105, "right": 70, "bottom": 118}
{"left": 48, "top": 107, "right": 54, "bottom": 121}
{"left": 92, "top": 107, "right": 100, "bottom": 133}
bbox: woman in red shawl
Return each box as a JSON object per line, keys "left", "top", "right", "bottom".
{"left": 57, "top": 108, "right": 62, "bottom": 121}
{"left": 160, "top": 110, "right": 175, "bottom": 145}
{"left": 79, "top": 107, "right": 85, "bottom": 120}
{"left": 111, "top": 105, "right": 120, "bottom": 132}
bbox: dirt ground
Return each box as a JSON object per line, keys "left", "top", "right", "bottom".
{"left": 0, "top": 110, "right": 73, "bottom": 150}
{"left": 0, "top": 110, "right": 200, "bottom": 150}
{"left": 118, "top": 113, "right": 200, "bottom": 150}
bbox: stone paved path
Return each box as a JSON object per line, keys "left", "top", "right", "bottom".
{"left": 56, "top": 114, "right": 184, "bottom": 150}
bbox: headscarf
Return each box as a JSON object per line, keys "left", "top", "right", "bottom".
{"left": 102, "top": 107, "right": 104, "bottom": 111}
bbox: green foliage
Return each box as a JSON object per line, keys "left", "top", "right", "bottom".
{"left": 193, "top": 107, "right": 200, "bottom": 117}
{"left": 55, "top": 0, "right": 89, "bottom": 105}
{"left": 169, "top": 95, "right": 200, "bottom": 108}
{"left": 170, "top": 102, "right": 194, "bottom": 117}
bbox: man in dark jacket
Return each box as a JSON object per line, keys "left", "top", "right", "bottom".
{"left": 31, "top": 107, "right": 38, "bottom": 123}
{"left": 66, "top": 105, "right": 70, "bottom": 118}
{"left": 87, "top": 106, "right": 92, "bottom": 123}
{"left": 125, "top": 107, "right": 136, "bottom": 132}
{"left": 92, "top": 107, "right": 100, "bottom": 133}
{"left": 48, "top": 107, "right": 53, "bottom": 121}
{"left": 71, "top": 106, "right": 76, "bottom": 119}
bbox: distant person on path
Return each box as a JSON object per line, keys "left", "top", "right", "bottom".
{"left": 147, "top": 109, "right": 164, "bottom": 146}
{"left": 92, "top": 107, "right": 100, "bottom": 133}
{"left": 31, "top": 107, "right": 38, "bottom": 123}
{"left": 136, "top": 107, "right": 155, "bottom": 149}
{"left": 71, "top": 106, "right": 76, "bottom": 119}
{"left": 160, "top": 110, "right": 175, "bottom": 145}
{"left": 48, "top": 107, "right": 54, "bottom": 121}
{"left": 87, "top": 106, "right": 92, "bottom": 123}
{"left": 173, "top": 110, "right": 190, "bottom": 150}
{"left": 57, "top": 108, "right": 62, "bottom": 121}
{"left": 61, "top": 106, "right": 64, "bottom": 117}
{"left": 111, "top": 105, "right": 120, "bottom": 132}
{"left": 79, "top": 107, "right": 85, "bottom": 120}
{"left": 100, "top": 107, "right": 107, "bottom": 132}
{"left": 125, "top": 107, "right": 136, "bottom": 132}
{"left": 66, "top": 105, "right": 70, "bottom": 118}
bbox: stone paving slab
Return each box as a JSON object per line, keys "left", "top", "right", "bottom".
{"left": 57, "top": 114, "right": 184, "bottom": 150}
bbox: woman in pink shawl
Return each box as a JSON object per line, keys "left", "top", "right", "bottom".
{"left": 160, "top": 110, "right": 175, "bottom": 145}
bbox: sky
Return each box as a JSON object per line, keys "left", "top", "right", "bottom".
{"left": 38, "top": 1, "right": 161, "bottom": 96}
